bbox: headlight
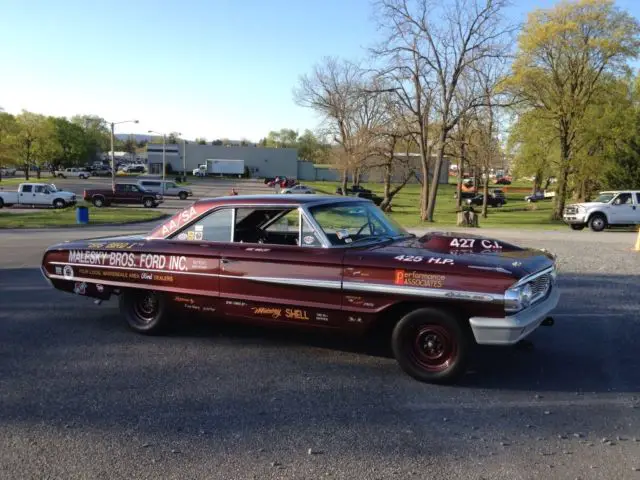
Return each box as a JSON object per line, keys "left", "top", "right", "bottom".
{"left": 504, "top": 283, "right": 533, "bottom": 313}
{"left": 156, "top": 194, "right": 161, "bottom": 199}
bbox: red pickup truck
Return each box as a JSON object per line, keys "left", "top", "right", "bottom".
{"left": 83, "top": 183, "right": 163, "bottom": 208}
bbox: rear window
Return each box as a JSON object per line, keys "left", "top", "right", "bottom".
{"left": 141, "top": 181, "right": 160, "bottom": 187}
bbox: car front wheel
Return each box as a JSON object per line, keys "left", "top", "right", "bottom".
{"left": 391, "top": 308, "right": 470, "bottom": 384}
{"left": 589, "top": 213, "right": 607, "bottom": 232}
{"left": 178, "top": 191, "right": 188, "bottom": 200}
{"left": 53, "top": 199, "right": 66, "bottom": 209}
{"left": 93, "top": 197, "right": 105, "bottom": 208}
{"left": 143, "top": 198, "right": 155, "bottom": 208}
{"left": 119, "top": 289, "right": 172, "bottom": 334}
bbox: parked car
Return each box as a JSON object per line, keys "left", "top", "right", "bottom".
{"left": 495, "top": 177, "right": 512, "bottom": 185}
{"left": 83, "top": 183, "right": 163, "bottom": 208}
{"left": 267, "top": 176, "right": 297, "bottom": 188}
{"left": 91, "top": 166, "right": 112, "bottom": 177}
{"left": 563, "top": 190, "right": 640, "bottom": 231}
{"left": 335, "top": 185, "right": 372, "bottom": 195}
{"left": 281, "top": 184, "right": 314, "bottom": 194}
{"left": 120, "top": 164, "right": 146, "bottom": 174}
{"left": 0, "top": 167, "right": 17, "bottom": 177}
{"left": 137, "top": 179, "right": 193, "bottom": 200}
{"left": 453, "top": 191, "right": 477, "bottom": 200}
{"left": 466, "top": 193, "right": 506, "bottom": 207}
{"left": 0, "top": 182, "right": 76, "bottom": 208}
{"left": 54, "top": 167, "right": 91, "bottom": 179}
{"left": 41, "top": 194, "right": 559, "bottom": 384}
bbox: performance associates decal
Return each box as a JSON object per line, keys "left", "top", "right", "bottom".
{"left": 394, "top": 270, "right": 445, "bottom": 288}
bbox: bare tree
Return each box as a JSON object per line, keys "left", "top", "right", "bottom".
{"left": 294, "top": 57, "right": 386, "bottom": 194}
{"left": 373, "top": 0, "right": 513, "bottom": 222}
{"left": 371, "top": 8, "right": 437, "bottom": 220}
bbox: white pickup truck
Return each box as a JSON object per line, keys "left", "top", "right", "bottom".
{"left": 54, "top": 167, "right": 91, "bottom": 179}
{"left": 0, "top": 183, "right": 77, "bottom": 209}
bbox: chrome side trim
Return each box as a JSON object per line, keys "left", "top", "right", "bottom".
{"left": 220, "top": 274, "right": 342, "bottom": 290}
{"left": 48, "top": 261, "right": 219, "bottom": 277}
{"left": 342, "top": 281, "right": 504, "bottom": 303}
{"left": 511, "top": 265, "right": 555, "bottom": 288}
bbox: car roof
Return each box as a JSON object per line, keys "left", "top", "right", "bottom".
{"left": 195, "top": 194, "right": 371, "bottom": 209}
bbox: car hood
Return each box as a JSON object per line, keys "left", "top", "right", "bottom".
{"left": 567, "top": 202, "right": 608, "bottom": 209}
{"left": 348, "top": 231, "right": 555, "bottom": 279}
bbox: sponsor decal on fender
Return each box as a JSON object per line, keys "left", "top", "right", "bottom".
{"left": 394, "top": 270, "right": 445, "bottom": 288}
{"left": 252, "top": 307, "right": 282, "bottom": 319}
{"left": 67, "top": 251, "right": 188, "bottom": 272}
{"left": 285, "top": 308, "right": 309, "bottom": 321}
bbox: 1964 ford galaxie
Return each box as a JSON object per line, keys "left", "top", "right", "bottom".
{"left": 41, "top": 194, "right": 559, "bottom": 384}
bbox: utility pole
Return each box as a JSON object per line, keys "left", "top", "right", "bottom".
{"left": 108, "top": 119, "right": 139, "bottom": 192}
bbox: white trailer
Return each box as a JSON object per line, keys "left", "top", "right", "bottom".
{"left": 207, "top": 159, "right": 245, "bottom": 175}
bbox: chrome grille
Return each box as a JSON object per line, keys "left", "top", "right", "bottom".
{"left": 564, "top": 206, "right": 578, "bottom": 215}
{"left": 529, "top": 273, "right": 551, "bottom": 303}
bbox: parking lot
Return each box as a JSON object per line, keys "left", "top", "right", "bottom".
{"left": 0, "top": 223, "right": 639, "bottom": 479}
{"left": 0, "top": 176, "right": 279, "bottom": 215}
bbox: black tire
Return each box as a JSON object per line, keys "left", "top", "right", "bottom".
{"left": 79, "top": 174, "right": 86, "bottom": 179}
{"left": 178, "top": 191, "right": 188, "bottom": 200}
{"left": 589, "top": 213, "right": 607, "bottom": 232}
{"left": 143, "top": 197, "right": 154, "bottom": 208}
{"left": 93, "top": 196, "right": 105, "bottom": 208}
{"left": 391, "top": 307, "right": 470, "bottom": 384}
{"left": 0, "top": 198, "right": 4, "bottom": 209}
{"left": 119, "top": 289, "right": 171, "bottom": 335}
{"left": 570, "top": 224, "right": 585, "bottom": 231}
{"left": 53, "top": 198, "right": 66, "bottom": 209}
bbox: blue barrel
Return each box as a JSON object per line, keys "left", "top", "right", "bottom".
{"left": 76, "top": 206, "right": 89, "bottom": 224}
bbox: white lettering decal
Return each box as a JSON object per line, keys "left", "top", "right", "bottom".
{"left": 394, "top": 255, "right": 424, "bottom": 262}
{"left": 450, "top": 238, "right": 476, "bottom": 248}
{"left": 480, "top": 239, "right": 502, "bottom": 250}
{"left": 428, "top": 257, "right": 454, "bottom": 265}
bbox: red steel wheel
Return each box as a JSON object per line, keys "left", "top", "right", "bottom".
{"left": 391, "top": 307, "right": 470, "bottom": 384}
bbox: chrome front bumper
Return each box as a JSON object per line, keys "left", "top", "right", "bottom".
{"left": 562, "top": 213, "right": 586, "bottom": 224}
{"left": 469, "top": 287, "right": 560, "bottom": 345}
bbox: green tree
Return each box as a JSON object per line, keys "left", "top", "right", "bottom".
{"left": 508, "top": 0, "right": 640, "bottom": 219}
{"left": 71, "top": 114, "right": 109, "bottom": 161}
{"left": 195, "top": 137, "right": 207, "bottom": 145}
{"left": 51, "top": 117, "right": 89, "bottom": 167}
{"left": 13, "top": 111, "right": 53, "bottom": 179}
{"left": 0, "top": 112, "right": 18, "bottom": 167}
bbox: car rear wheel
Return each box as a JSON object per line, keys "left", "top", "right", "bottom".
{"left": 119, "top": 289, "right": 171, "bottom": 334}
{"left": 53, "top": 199, "right": 66, "bottom": 209}
{"left": 93, "top": 197, "right": 105, "bottom": 208}
{"left": 589, "top": 213, "right": 607, "bottom": 232}
{"left": 143, "top": 198, "right": 155, "bottom": 208}
{"left": 570, "top": 224, "right": 585, "bottom": 231}
{"left": 178, "top": 191, "right": 188, "bottom": 200}
{"left": 391, "top": 308, "right": 470, "bottom": 384}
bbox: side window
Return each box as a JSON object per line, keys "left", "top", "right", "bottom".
{"left": 265, "top": 210, "right": 299, "bottom": 233}
{"left": 177, "top": 208, "right": 232, "bottom": 242}
{"left": 22, "top": 185, "right": 33, "bottom": 193}
{"left": 116, "top": 184, "right": 125, "bottom": 192}
{"left": 636, "top": 193, "right": 640, "bottom": 204}
{"left": 301, "top": 215, "right": 322, "bottom": 247}
{"left": 614, "top": 193, "right": 631, "bottom": 205}
{"left": 34, "top": 185, "right": 45, "bottom": 193}
{"left": 233, "top": 207, "right": 300, "bottom": 246}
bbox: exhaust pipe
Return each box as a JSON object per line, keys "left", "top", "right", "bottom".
{"left": 541, "top": 317, "right": 554, "bottom": 327}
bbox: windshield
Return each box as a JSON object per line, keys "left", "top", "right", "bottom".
{"left": 594, "top": 193, "right": 615, "bottom": 203}
{"left": 46, "top": 184, "right": 57, "bottom": 192}
{"left": 308, "top": 202, "right": 408, "bottom": 246}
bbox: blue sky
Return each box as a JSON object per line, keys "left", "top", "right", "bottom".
{"left": 1, "top": 0, "right": 639, "bottom": 142}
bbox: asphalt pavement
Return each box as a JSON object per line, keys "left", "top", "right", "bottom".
{"left": 1, "top": 226, "right": 639, "bottom": 479}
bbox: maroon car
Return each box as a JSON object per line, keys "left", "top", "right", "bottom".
{"left": 83, "top": 183, "right": 163, "bottom": 208}
{"left": 40, "top": 194, "right": 559, "bottom": 384}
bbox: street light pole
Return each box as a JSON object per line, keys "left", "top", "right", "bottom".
{"left": 162, "top": 134, "right": 166, "bottom": 184}
{"left": 110, "top": 122, "right": 115, "bottom": 192}
{"left": 183, "top": 139, "right": 187, "bottom": 181}
{"left": 108, "top": 119, "right": 139, "bottom": 192}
